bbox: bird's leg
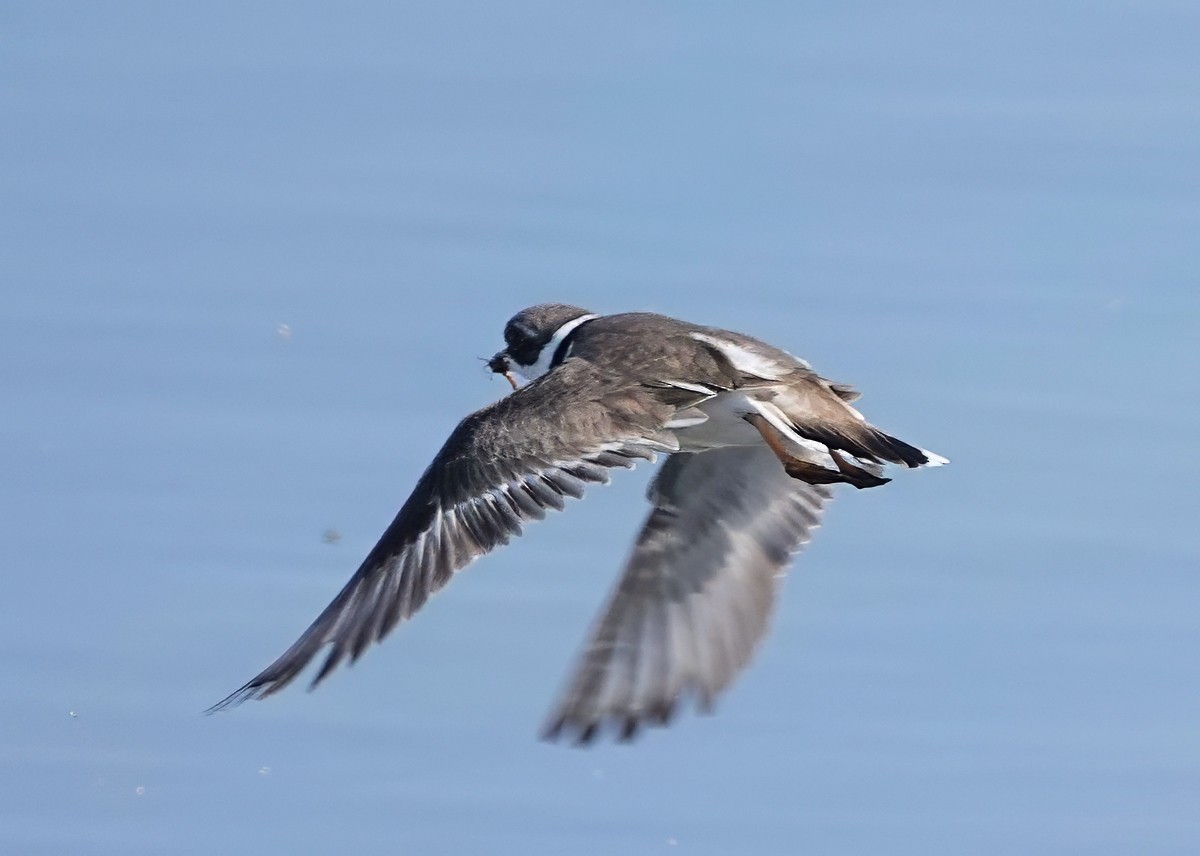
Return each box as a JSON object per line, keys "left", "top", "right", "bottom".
{"left": 745, "top": 413, "right": 891, "bottom": 489}
{"left": 743, "top": 413, "right": 844, "bottom": 485}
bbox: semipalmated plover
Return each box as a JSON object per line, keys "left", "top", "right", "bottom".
{"left": 211, "top": 304, "right": 946, "bottom": 743}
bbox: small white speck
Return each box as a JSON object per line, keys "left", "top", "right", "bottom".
{"left": 258, "top": 766, "right": 271, "bottom": 776}
{"left": 68, "top": 710, "right": 77, "bottom": 718}
{"left": 667, "top": 837, "right": 678, "bottom": 846}
{"left": 135, "top": 786, "right": 145, "bottom": 796}
{"left": 276, "top": 323, "right": 293, "bottom": 341}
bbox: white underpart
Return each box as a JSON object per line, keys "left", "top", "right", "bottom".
{"left": 515, "top": 313, "right": 601, "bottom": 381}
{"left": 672, "top": 391, "right": 761, "bottom": 450}
{"left": 672, "top": 390, "right": 835, "bottom": 471}
{"left": 689, "top": 332, "right": 799, "bottom": 378}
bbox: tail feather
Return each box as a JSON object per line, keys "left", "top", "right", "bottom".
{"left": 871, "top": 429, "right": 936, "bottom": 468}
{"left": 793, "top": 421, "right": 933, "bottom": 469}
{"left": 919, "top": 448, "right": 950, "bottom": 466}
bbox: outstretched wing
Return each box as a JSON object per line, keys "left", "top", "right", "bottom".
{"left": 541, "top": 444, "right": 832, "bottom": 743}
{"left": 210, "top": 360, "right": 692, "bottom": 711}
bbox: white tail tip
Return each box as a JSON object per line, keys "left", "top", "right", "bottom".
{"left": 920, "top": 449, "right": 950, "bottom": 467}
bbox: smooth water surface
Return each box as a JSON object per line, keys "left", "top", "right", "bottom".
{"left": 3, "top": 3, "right": 1198, "bottom": 853}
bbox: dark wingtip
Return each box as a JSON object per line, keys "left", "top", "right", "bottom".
{"left": 309, "top": 647, "right": 346, "bottom": 691}
{"left": 648, "top": 700, "right": 675, "bottom": 726}
{"left": 541, "top": 687, "right": 725, "bottom": 746}
{"left": 203, "top": 699, "right": 232, "bottom": 716}
{"left": 538, "top": 716, "right": 606, "bottom": 747}
{"left": 205, "top": 652, "right": 314, "bottom": 714}
{"left": 540, "top": 706, "right": 684, "bottom": 746}
{"left": 204, "top": 681, "right": 264, "bottom": 715}
{"left": 539, "top": 719, "right": 564, "bottom": 743}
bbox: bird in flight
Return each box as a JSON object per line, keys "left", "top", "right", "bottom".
{"left": 210, "top": 304, "right": 947, "bottom": 743}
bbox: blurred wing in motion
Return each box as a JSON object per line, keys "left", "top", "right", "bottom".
{"left": 541, "top": 444, "right": 832, "bottom": 743}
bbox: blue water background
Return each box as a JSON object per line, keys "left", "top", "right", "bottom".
{"left": 3, "top": 3, "right": 1198, "bottom": 853}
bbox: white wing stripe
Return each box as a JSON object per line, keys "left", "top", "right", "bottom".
{"left": 689, "top": 331, "right": 796, "bottom": 378}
